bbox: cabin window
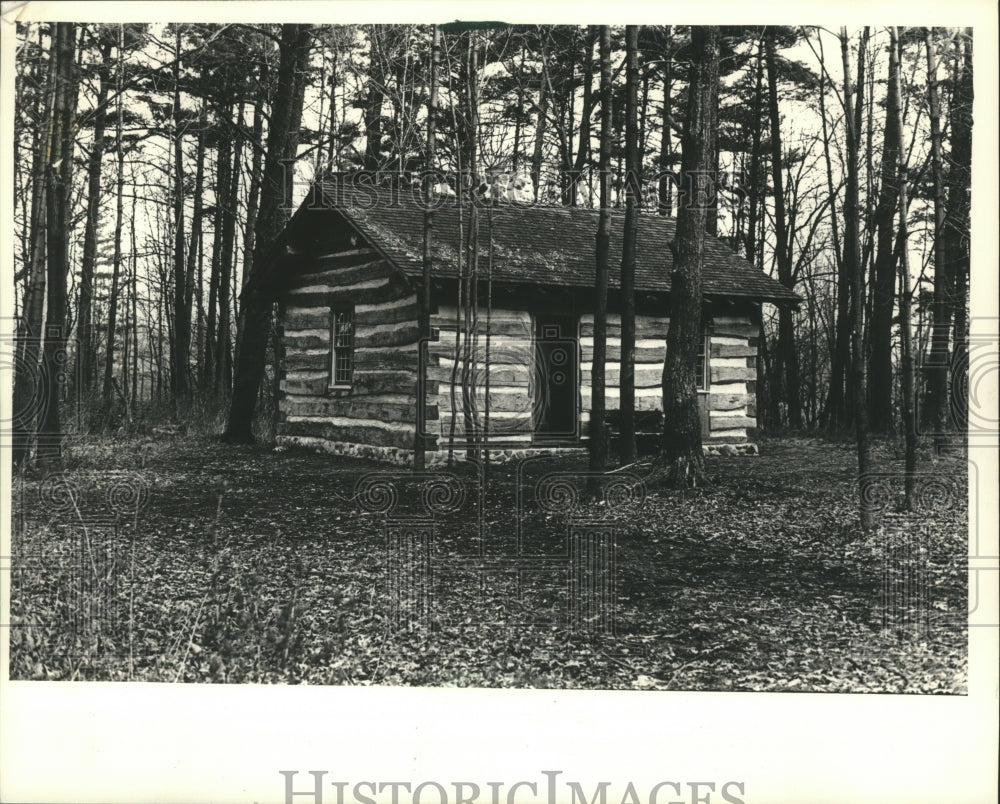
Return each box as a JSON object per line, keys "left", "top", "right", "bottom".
{"left": 695, "top": 328, "right": 710, "bottom": 391}
{"left": 329, "top": 306, "right": 355, "bottom": 388}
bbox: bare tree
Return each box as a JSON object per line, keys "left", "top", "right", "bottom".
{"left": 943, "top": 29, "right": 973, "bottom": 440}
{"left": 414, "top": 25, "right": 441, "bottom": 471}
{"left": 867, "top": 27, "right": 902, "bottom": 433}
{"left": 38, "top": 22, "right": 79, "bottom": 463}
{"left": 652, "top": 26, "right": 719, "bottom": 487}
{"left": 12, "top": 24, "right": 57, "bottom": 466}
{"left": 78, "top": 30, "right": 114, "bottom": 401}
{"left": 102, "top": 24, "right": 127, "bottom": 415}
{"left": 889, "top": 27, "right": 918, "bottom": 510}
{"left": 921, "top": 27, "right": 952, "bottom": 449}
{"left": 840, "top": 27, "right": 874, "bottom": 529}
{"left": 618, "top": 24, "right": 640, "bottom": 464}
{"left": 225, "top": 24, "right": 312, "bottom": 443}
{"left": 764, "top": 29, "right": 803, "bottom": 429}
{"left": 588, "top": 25, "right": 612, "bottom": 487}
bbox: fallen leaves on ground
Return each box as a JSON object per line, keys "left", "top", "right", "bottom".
{"left": 8, "top": 435, "right": 967, "bottom": 692}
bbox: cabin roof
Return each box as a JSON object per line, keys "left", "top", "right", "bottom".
{"left": 273, "top": 182, "right": 800, "bottom": 305}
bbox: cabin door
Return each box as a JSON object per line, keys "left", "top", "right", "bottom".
{"left": 533, "top": 314, "right": 579, "bottom": 442}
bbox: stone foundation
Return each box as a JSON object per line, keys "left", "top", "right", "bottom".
{"left": 276, "top": 435, "right": 588, "bottom": 466}
{"left": 279, "top": 434, "right": 760, "bottom": 464}
{"left": 703, "top": 442, "right": 758, "bottom": 456}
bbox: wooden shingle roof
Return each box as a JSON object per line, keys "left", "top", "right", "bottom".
{"left": 295, "top": 183, "right": 800, "bottom": 304}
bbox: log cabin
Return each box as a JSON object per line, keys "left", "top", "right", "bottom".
{"left": 245, "top": 180, "right": 800, "bottom": 466}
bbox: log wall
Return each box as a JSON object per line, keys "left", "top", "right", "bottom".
{"left": 427, "top": 306, "right": 536, "bottom": 446}
{"left": 276, "top": 248, "right": 423, "bottom": 455}
{"left": 427, "top": 308, "right": 759, "bottom": 446}
{"left": 275, "top": 251, "right": 760, "bottom": 460}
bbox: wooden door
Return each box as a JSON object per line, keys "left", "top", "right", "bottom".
{"left": 533, "top": 314, "right": 579, "bottom": 442}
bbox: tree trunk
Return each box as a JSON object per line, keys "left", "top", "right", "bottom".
{"left": 77, "top": 41, "right": 112, "bottom": 402}
{"left": 102, "top": 25, "right": 126, "bottom": 415}
{"left": 363, "top": 25, "right": 385, "bottom": 171}
{"left": 170, "top": 29, "right": 190, "bottom": 404}
{"left": 204, "top": 139, "right": 224, "bottom": 394}
{"left": 867, "top": 26, "right": 901, "bottom": 434}
{"left": 415, "top": 25, "right": 440, "bottom": 470}
{"left": 38, "top": 22, "right": 78, "bottom": 464}
{"left": 461, "top": 35, "right": 481, "bottom": 460}
{"left": 889, "top": 28, "right": 918, "bottom": 511}
{"left": 12, "top": 23, "right": 58, "bottom": 466}
{"left": 743, "top": 36, "right": 764, "bottom": 265}
{"left": 183, "top": 98, "right": 207, "bottom": 400}
{"left": 225, "top": 24, "right": 312, "bottom": 443}
{"left": 921, "top": 27, "right": 953, "bottom": 449}
{"left": 841, "top": 28, "right": 874, "bottom": 530}
{"left": 215, "top": 101, "right": 241, "bottom": 400}
{"left": 588, "top": 25, "right": 612, "bottom": 490}
{"left": 531, "top": 31, "right": 550, "bottom": 202}
{"left": 565, "top": 27, "right": 596, "bottom": 206}
{"left": 944, "top": 29, "right": 973, "bottom": 438}
{"left": 820, "top": 33, "right": 849, "bottom": 431}
{"left": 129, "top": 189, "right": 139, "bottom": 413}
{"left": 765, "top": 31, "right": 803, "bottom": 429}
{"left": 242, "top": 96, "right": 263, "bottom": 289}
{"left": 618, "top": 24, "right": 640, "bottom": 464}
{"left": 657, "top": 26, "right": 674, "bottom": 216}
{"left": 653, "top": 26, "right": 719, "bottom": 488}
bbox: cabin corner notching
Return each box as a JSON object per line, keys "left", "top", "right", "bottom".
{"left": 257, "top": 185, "right": 799, "bottom": 465}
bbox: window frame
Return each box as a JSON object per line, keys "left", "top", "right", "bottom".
{"left": 695, "top": 325, "right": 711, "bottom": 392}
{"left": 328, "top": 305, "right": 355, "bottom": 391}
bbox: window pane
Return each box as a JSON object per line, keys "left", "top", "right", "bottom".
{"left": 696, "top": 333, "right": 707, "bottom": 390}
{"left": 331, "top": 308, "right": 355, "bottom": 385}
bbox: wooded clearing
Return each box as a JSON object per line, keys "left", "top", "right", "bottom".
{"left": 7, "top": 22, "right": 978, "bottom": 689}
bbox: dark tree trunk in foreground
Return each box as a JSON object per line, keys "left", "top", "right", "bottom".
{"left": 12, "top": 24, "right": 57, "bottom": 467}
{"left": 867, "top": 26, "right": 901, "bottom": 433}
{"left": 225, "top": 23, "right": 311, "bottom": 443}
{"left": 588, "top": 25, "right": 612, "bottom": 489}
{"left": 414, "top": 25, "right": 440, "bottom": 471}
{"left": 618, "top": 24, "right": 640, "bottom": 464}
{"left": 841, "top": 28, "right": 874, "bottom": 529}
{"left": 652, "top": 26, "right": 719, "bottom": 488}
{"left": 765, "top": 31, "right": 802, "bottom": 429}
{"left": 889, "top": 28, "right": 918, "bottom": 511}
{"left": 38, "top": 22, "right": 78, "bottom": 463}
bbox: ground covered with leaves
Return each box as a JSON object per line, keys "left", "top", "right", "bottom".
{"left": 9, "top": 435, "right": 968, "bottom": 692}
